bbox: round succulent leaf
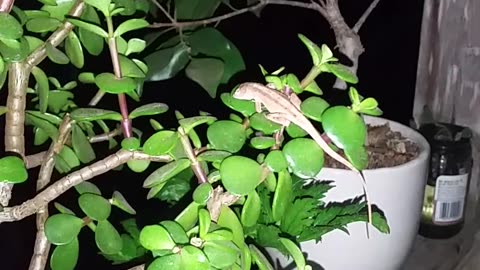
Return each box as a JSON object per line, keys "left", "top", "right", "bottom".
{"left": 359, "top": 107, "right": 383, "bottom": 116}
{"left": 358, "top": 97, "right": 379, "bottom": 111}
{"left": 272, "top": 170, "right": 293, "bottom": 222}
{"left": 78, "top": 193, "right": 111, "bottom": 221}
{"left": 74, "top": 181, "right": 101, "bottom": 195}
{"left": 240, "top": 190, "right": 261, "bottom": 227}
{"left": 129, "top": 103, "right": 169, "bottom": 119}
{"left": 0, "top": 156, "right": 28, "bottom": 184}
{"left": 300, "top": 96, "right": 330, "bottom": 122}
{"left": 127, "top": 159, "right": 151, "bottom": 173}
{"left": 26, "top": 17, "right": 61, "bottom": 33}
{"left": 143, "top": 159, "right": 191, "bottom": 188}
{"left": 285, "top": 73, "right": 303, "bottom": 94}
{"left": 250, "top": 136, "right": 276, "bottom": 150}
{"left": 180, "top": 245, "right": 209, "bottom": 270}
{"left": 197, "top": 150, "right": 232, "bottom": 163}
{"left": 285, "top": 123, "right": 307, "bottom": 138}
{"left": 348, "top": 86, "right": 361, "bottom": 105}
{"left": 58, "top": 146, "right": 80, "bottom": 169}
{"left": 220, "top": 92, "right": 256, "bottom": 117}
{"left": 203, "top": 240, "right": 239, "bottom": 269}
{"left": 207, "top": 120, "right": 246, "bottom": 153}
{"left": 50, "top": 237, "right": 79, "bottom": 270}
{"left": 143, "top": 130, "right": 178, "bottom": 156}
{"left": 45, "top": 214, "right": 84, "bottom": 245}
{"left": 41, "top": 0, "right": 75, "bottom": 20}
{"left": 304, "top": 80, "right": 323, "bottom": 95}
{"left": 95, "top": 72, "right": 136, "bottom": 94}
{"left": 217, "top": 206, "right": 245, "bottom": 248}
{"left": 264, "top": 150, "right": 288, "bottom": 172}
{"left": 344, "top": 145, "right": 369, "bottom": 170}
{"left": 220, "top": 156, "right": 263, "bottom": 196}
{"left": 126, "top": 38, "right": 146, "bottom": 55}
{"left": 111, "top": 190, "right": 136, "bottom": 215}
{"left": 54, "top": 202, "right": 75, "bottom": 216}
{"left": 193, "top": 183, "right": 213, "bottom": 205}
{"left": 121, "top": 137, "right": 141, "bottom": 151}
{"left": 148, "top": 254, "right": 181, "bottom": 270}
{"left": 139, "top": 225, "right": 176, "bottom": 251}
{"left": 118, "top": 54, "right": 146, "bottom": 78}
{"left": 0, "top": 37, "right": 30, "bottom": 62}
{"left": 159, "top": 220, "right": 189, "bottom": 245}
{"left": 321, "top": 106, "right": 367, "bottom": 149}
{"left": 174, "top": 201, "right": 201, "bottom": 231}
{"left": 46, "top": 43, "right": 70, "bottom": 64}
{"left": 324, "top": 63, "right": 359, "bottom": 84}
{"left": 249, "top": 113, "right": 281, "bottom": 135}
{"left": 179, "top": 116, "right": 217, "bottom": 134}
{"left": 203, "top": 229, "right": 234, "bottom": 242}
{"left": 0, "top": 13, "right": 23, "bottom": 39}
{"left": 282, "top": 138, "right": 324, "bottom": 179}
{"left": 95, "top": 220, "right": 123, "bottom": 255}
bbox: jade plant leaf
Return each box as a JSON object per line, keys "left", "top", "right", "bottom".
{"left": 143, "top": 159, "right": 191, "bottom": 188}
{"left": 217, "top": 205, "right": 244, "bottom": 248}
{"left": 72, "top": 125, "right": 96, "bottom": 163}
{"left": 111, "top": 190, "right": 137, "bottom": 215}
{"left": 220, "top": 155, "right": 262, "bottom": 196}
{"left": 285, "top": 73, "right": 303, "bottom": 94}
{"left": 197, "top": 150, "right": 231, "bottom": 163}
{"left": 45, "top": 214, "right": 84, "bottom": 245}
{"left": 240, "top": 190, "right": 261, "bottom": 227}
{"left": 121, "top": 137, "right": 140, "bottom": 151}
{"left": 264, "top": 150, "right": 288, "bottom": 173}
{"left": 207, "top": 120, "right": 246, "bottom": 153}
{"left": 198, "top": 208, "right": 211, "bottom": 238}
{"left": 78, "top": 5, "right": 104, "bottom": 55}
{"left": 31, "top": 66, "right": 50, "bottom": 114}
{"left": 304, "top": 80, "right": 323, "bottom": 95}
{"left": 129, "top": 103, "right": 168, "bottom": 119}
{"left": 83, "top": 0, "right": 111, "bottom": 17}
{"left": 344, "top": 145, "right": 369, "bottom": 170}
{"left": 118, "top": 54, "right": 145, "bottom": 78}
{"left": 175, "top": 0, "right": 221, "bottom": 20}
{"left": 159, "top": 220, "right": 189, "bottom": 245}
{"left": 126, "top": 38, "right": 146, "bottom": 55}
{"left": 74, "top": 181, "right": 101, "bottom": 195}
{"left": 46, "top": 44, "right": 70, "bottom": 64}
{"left": 187, "top": 27, "right": 245, "bottom": 84}
{"left": 71, "top": 108, "right": 122, "bottom": 122}
{"left": 47, "top": 90, "right": 74, "bottom": 113}
{"left": 57, "top": 146, "right": 80, "bottom": 169}
{"left": 279, "top": 238, "right": 305, "bottom": 270}
{"left": 144, "top": 42, "right": 189, "bottom": 81}
{"left": 0, "top": 156, "right": 28, "bottom": 184}
{"left": 25, "top": 112, "right": 58, "bottom": 140}
{"left": 282, "top": 138, "right": 324, "bottom": 179}
{"left": 174, "top": 201, "right": 200, "bottom": 231}
{"left": 95, "top": 220, "right": 123, "bottom": 255}
{"left": 41, "top": 0, "right": 75, "bottom": 20}
{"left": 0, "top": 37, "right": 30, "bottom": 62}
{"left": 285, "top": 123, "right": 307, "bottom": 138}
{"left": 114, "top": 18, "right": 149, "bottom": 37}
{"left": 323, "top": 63, "right": 359, "bottom": 84}
{"left": 26, "top": 17, "right": 61, "bottom": 33}
{"left": 179, "top": 116, "right": 216, "bottom": 134}
{"left": 185, "top": 57, "right": 224, "bottom": 98}
{"left": 95, "top": 72, "right": 137, "bottom": 94}
{"left": 272, "top": 170, "right": 293, "bottom": 222}
{"left": 221, "top": 92, "right": 256, "bottom": 117}
{"left": 65, "top": 31, "right": 84, "bottom": 68}
{"left": 0, "top": 13, "right": 23, "bottom": 39}
{"left": 78, "top": 193, "right": 112, "bottom": 221}
{"left": 139, "top": 224, "right": 176, "bottom": 251}
{"left": 50, "top": 237, "right": 79, "bottom": 270}
{"left": 321, "top": 106, "right": 366, "bottom": 149}
{"left": 127, "top": 160, "right": 150, "bottom": 173}
{"left": 250, "top": 136, "right": 276, "bottom": 150}
{"left": 249, "top": 113, "right": 282, "bottom": 135}
{"left": 300, "top": 96, "right": 330, "bottom": 122}
{"left": 142, "top": 130, "right": 178, "bottom": 156}
{"left": 203, "top": 240, "right": 239, "bottom": 269}
{"left": 298, "top": 34, "right": 322, "bottom": 66}
{"left": 67, "top": 17, "right": 108, "bottom": 38}
{"left": 148, "top": 254, "right": 181, "bottom": 270}
{"left": 180, "top": 245, "right": 210, "bottom": 270}
{"left": 192, "top": 182, "right": 213, "bottom": 205}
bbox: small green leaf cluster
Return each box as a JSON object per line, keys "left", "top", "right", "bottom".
{"left": 44, "top": 182, "right": 144, "bottom": 270}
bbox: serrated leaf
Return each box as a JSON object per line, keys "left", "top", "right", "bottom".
{"left": 67, "top": 17, "right": 108, "bottom": 38}
{"left": 185, "top": 58, "right": 224, "bottom": 98}
{"left": 65, "top": 31, "right": 84, "bottom": 68}
{"left": 31, "top": 66, "right": 50, "bottom": 113}
{"left": 114, "top": 18, "right": 149, "bottom": 37}
{"left": 72, "top": 125, "right": 96, "bottom": 163}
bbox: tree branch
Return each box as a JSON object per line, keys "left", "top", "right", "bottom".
{"left": 28, "top": 115, "right": 72, "bottom": 270}
{"left": 0, "top": 0, "right": 15, "bottom": 13}
{"left": 0, "top": 151, "right": 172, "bottom": 224}
{"left": 353, "top": 0, "right": 381, "bottom": 33}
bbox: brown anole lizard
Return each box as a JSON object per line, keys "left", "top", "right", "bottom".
{"left": 233, "top": 82, "right": 373, "bottom": 233}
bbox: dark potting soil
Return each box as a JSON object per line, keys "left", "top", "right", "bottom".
{"left": 324, "top": 123, "right": 420, "bottom": 170}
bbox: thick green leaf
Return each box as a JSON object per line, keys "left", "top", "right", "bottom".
{"left": 279, "top": 238, "right": 305, "bottom": 270}
{"left": 111, "top": 191, "right": 136, "bottom": 215}
{"left": 241, "top": 190, "right": 261, "bottom": 227}
{"left": 71, "top": 108, "right": 122, "bottom": 122}
{"left": 114, "top": 18, "right": 149, "bottom": 37}
{"left": 79, "top": 6, "right": 104, "bottom": 55}
{"left": 50, "top": 237, "right": 79, "bottom": 270}
{"left": 187, "top": 27, "right": 245, "bottom": 84}
{"left": 220, "top": 156, "right": 262, "bottom": 196}
{"left": 126, "top": 38, "right": 146, "bottom": 55}
{"left": 46, "top": 44, "right": 70, "bottom": 64}
{"left": 144, "top": 42, "right": 190, "bottom": 81}
{"left": 344, "top": 146, "right": 369, "bottom": 170}
{"left": 148, "top": 254, "right": 181, "bottom": 270}
{"left": 41, "top": 0, "right": 76, "bottom": 21}
{"left": 25, "top": 113, "right": 58, "bottom": 141}
{"left": 58, "top": 146, "right": 81, "bottom": 169}
{"left": 185, "top": 57, "right": 224, "bottom": 98}
{"left": 221, "top": 92, "right": 256, "bottom": 117}
{"left": 192, "top": 183, "right": 213, "bottom": 206}
{"left": 321, "top": 106, "right": 366, "bottom": 149}
{"left": 129, "top": 103, "right": 168, "bottom": 119}
{"left": 207, "top": 120, "right": 246, "bottom": 153}
{"left": 300, "top": 96, "right": 330, "bottom": 122}
{"left": 26, "top": 17, "right": 61, "bottom": 33}
{"left": 78, "top": 193, "right": 112, "bottom": 220}
{"left": 0, "top": 156, "right": 28, "bottom": 184}
{"left": 67, "top": 17, "right": 108, "bottom": 38}
{"left": 139, "top": 225, "right": 176, "bottom": 251}
{"left": 118, "top": 54, "right": 145, "bottom": 78}
{"left": 74, "top": 181, "right": 101, "bottom": 195}
{"left": 84, "top": 0, "right": 111, "bottom": 16}
{"left": 71, "top": 125, "right": 96, "bottom": 163}
{"left": 127, "top": 159, "right": 150, "bottom": 173}
{"left": 272, "top": 170, "right": 293, "bottom": 222}
{"left": 65, "top": 31, "right": 84, "bottom": 68}
{"left": 324, "top": 63, "right": 359, "bottom": 84}
{"left": 175, "top": 0, "right": 221, "bottom": 20}
{"left": 95, "top": 72, "right": 136, "bottom": 94}
{"left": 282, "top": 138, "right": 324, "bottom": 179}
{"left": 0, "top": 13, "right": 23, "bottom": 39}
{"left": 197, "top": 150, "right": 231, "bottom": 163}
{"left": 45, "top": 214, "right": 84, "bottom": 245}
{"left": 298, "top": 34, "right": 322, "bottom": 66}
{"left": 203, "top": 240, "right": 239, "bottom": 269}
{"left": 47, "top": 90, "right": 74, "bottom": 113}
{"left": 0, "top": 57, "right": 4, "bottom": 75}
{"left": 143, "top": 159, "right": 191, "bottom": 188}
{"left": 0, "top": 37, "right": 30, "bottom": 62}
{"left": 142, "top": 130, "right": 178, "bottom": 156}
{"left": 217, "top": 206, "right": 244, "bottom": 248}
{"left": 26, "top": 110, "right": 62, "bottom": 125}
{"left": 250, "top": 136, "right": 275, "bottom": 149}
{"left": 78, "top": 72, "right": 95, "bottom": 83}
{"left": 95, "top": 220, "right": 123, "bottom": 255}
{"left": 249, "top": 113, "right": 282, "bottom": 135}
{"left": 178, "top": 116, "right": 216, "bottom": 133}
{"left": 180, "top": 246, "right": 210, "bottom": 270}
{"left": 31, "top": 66, "right": 50, "bottom": 114}
{"left": 264, "top": 150, "right": 288, "bottom": 173}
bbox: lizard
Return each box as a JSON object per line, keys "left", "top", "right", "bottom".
{"left": 233, "top": 82, "right": 373, "bottom": 235}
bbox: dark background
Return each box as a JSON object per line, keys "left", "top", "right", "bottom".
{"left": 0, "top": 0, "right": 425, "bottom": 269}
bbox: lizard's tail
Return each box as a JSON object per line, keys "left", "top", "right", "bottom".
{"left": 309, "top": 131, "right": 358, "bottom": 172}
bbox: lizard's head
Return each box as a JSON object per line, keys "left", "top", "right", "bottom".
{"left": 232, "top": 83, "right": 256, "bottom": 100}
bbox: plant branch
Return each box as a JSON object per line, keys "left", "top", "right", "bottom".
{"left": 178, "top": 127, "right": 207, "bottom": 184}
{"left": 0, "top": 0, "right": 14, "bottom": 12}
{"left": 353, "top": 0, "right": 381, "bottom": 33}
{"left": 150, "top": 0, "right": 175, "bottom": 23}
{"left": 127, "top": 264, "right": 145, "bottom": 270}
{"left": 28, "top": 115, "right": 72, "bottom": 270}
{"left": 0, "top": 151, "right": 172, "bottom": 224}
{"left": 149, "top": 0, "right": 322, "bottom": 28}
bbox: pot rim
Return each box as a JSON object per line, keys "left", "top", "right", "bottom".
{"left": 319, "top": 115, "right": 430, "bottom": 176}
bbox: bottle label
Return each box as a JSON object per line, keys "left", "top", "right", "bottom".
{"left": 432, "top": 174, "right": 468, "bottom": 224}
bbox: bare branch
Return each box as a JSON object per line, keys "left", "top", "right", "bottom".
{"left": 353, "top": 0, "right": 381, "bottom": 33}
{"left": 0, "top": 151, "right": 172, "bottom": 224}
{"left": 29, "top": 115, "right": 72, "bottom": 270}
{"left": 178, "top": 127, "right": 208, "bottom": 184}
{"left": 150, "top": 0, "right": 175, "bottom": 23}
{"left": 0, "top": 0, "right": 15, "bottom": 12}
{"left": 150, "top": 0, "right": 322, "bottom": 28}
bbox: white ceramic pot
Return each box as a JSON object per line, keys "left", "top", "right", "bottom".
{"left": 268, "top": 116, "right": 430, "bottom": 270}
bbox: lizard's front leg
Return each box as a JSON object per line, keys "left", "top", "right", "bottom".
{"left": 265, "top": 112, "right": 289, "bottom": 147}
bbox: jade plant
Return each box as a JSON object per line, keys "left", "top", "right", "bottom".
{"left": 0, "top": 0, "right": 389, "bottom": 270}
